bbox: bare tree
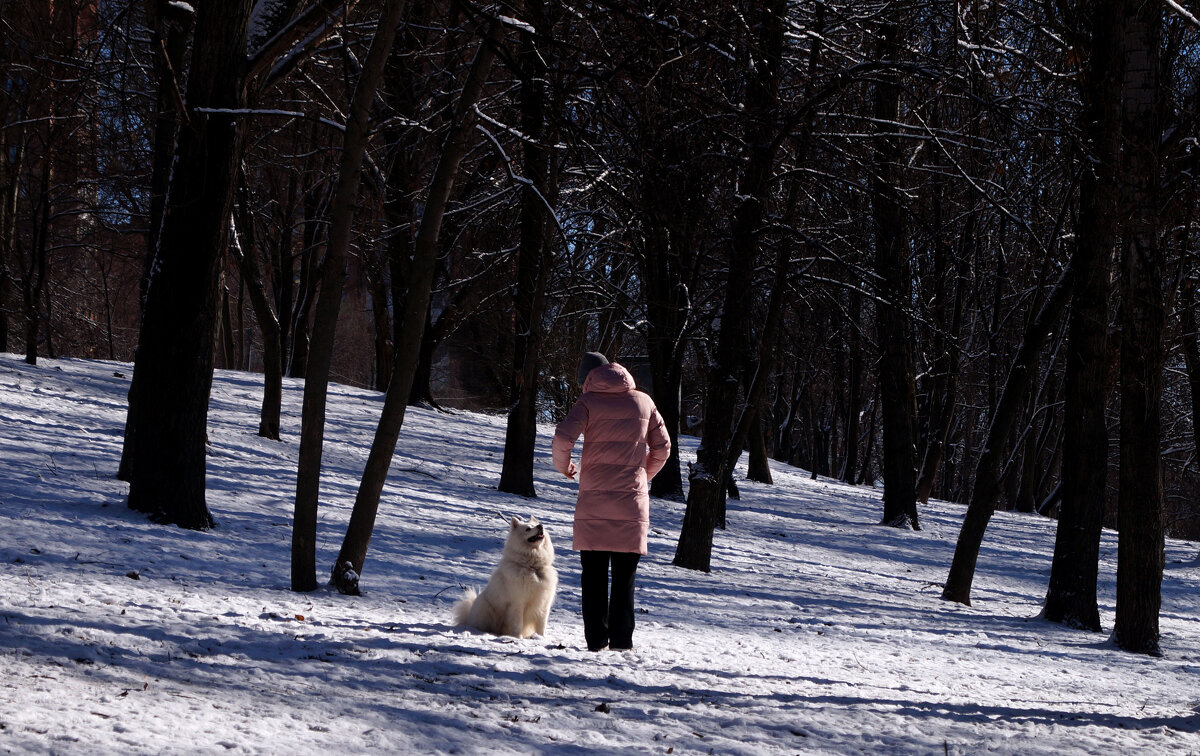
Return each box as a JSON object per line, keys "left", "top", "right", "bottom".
{"left": 1113, "top": 0, "right": 1165, "bottom": 656}
{"left": 499, "top": 0, "right": 556, "bottom": 498}
{"left": 1043, "top": 0, "right": 1123, "bottom": 632}
{"left": 869, "top": 19, "right": 919, "bottom": 530}
{"left": 230, "top": 174, "right": 283, "bottom": 439}
{"left": 292, "top": 0, "right": 410, "bottom": 591}
{"left": 122, "top": 0, "right": 348, "bottom": 528}
{"left": 674, "top": 0, "right": 786, "bottom": 572}
{"left": 330, "top": 16, "right": 504, "bottom": 594}
{"left": 943, "top": 263, "right": 1072, "bottom": 605}
{"left": 124, "top": 0, "right": 255, "bottom": 529}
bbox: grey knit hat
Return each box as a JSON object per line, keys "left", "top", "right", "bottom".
{"left": 577, "top": 351, "right": 609, "bottom": 387}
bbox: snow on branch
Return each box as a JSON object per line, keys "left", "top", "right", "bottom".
{"left": 496, "top": 15, "right": 534, "bottom": 34}
{"left": 246, "top": 0, "right": 345, "bottom": 86}
{"left": 1164, "top": 0, "right": 1200, "bottom": 29}
{"left": 472, "top": 106, "right": 538, "bottom": 148}
{"left": 474, "top": 114, "right": 565, "bottom": 240}
{"left": 192, "top": 107, "right": 344, "bottom": 133}
{"left": 247, "top": 0, "right": 292, "bottom": 55}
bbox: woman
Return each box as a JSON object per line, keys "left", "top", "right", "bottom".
{"left": 552, "top": 352, "right": 671, "bottom": 651}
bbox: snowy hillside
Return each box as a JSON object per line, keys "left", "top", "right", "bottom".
{"left": 1, "top": 353, "right": 1197, "bottom": 755}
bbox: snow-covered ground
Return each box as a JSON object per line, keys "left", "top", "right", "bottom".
{"left": 0, "top": 352, "right": 1197, "bottom": 755}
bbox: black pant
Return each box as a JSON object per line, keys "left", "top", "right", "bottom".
{"left": 580, "top": 550, "right": 641, "bottom": 650}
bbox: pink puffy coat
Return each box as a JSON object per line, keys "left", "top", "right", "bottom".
{"left": 552, "top": 363, "right": 671, "bottom": 555}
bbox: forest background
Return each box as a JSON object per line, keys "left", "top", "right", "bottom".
{"left": 2, "top": 0, "right": 1198, "bottom": 656}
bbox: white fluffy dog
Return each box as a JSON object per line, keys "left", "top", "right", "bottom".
{"left": 453, "top": 516, "right": 558, "bottom": 638}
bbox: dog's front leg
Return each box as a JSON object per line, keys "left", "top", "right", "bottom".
{"left": 532, "top": 598, "right": 550, "bottom": 636}
{"left": 502, "top": 603, "right": 525, "bottom": 638}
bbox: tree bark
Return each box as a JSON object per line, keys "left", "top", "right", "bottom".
{"left": 747, "top": 412, "right": 773, "bottom": 484}
{"left": 408, "top": 311, "right": 441, "bottom": 407}
{"left": 1043, "top": 0, "right": 1122, "bottom": 631}
{"left": 272, "top": 175, "right": 299, "bottom": 385}
{"left": 1181, "top": 254, "right": 1200, "bottom": 466}
{"left": 916, "top": 224, "right": 968, "bottom": 504}
{"left": 141, "top": 0, "right": 193, "bottom": 300}
{"left": 724, "top": 246, "right": 790, "bottom": 489}
{"left": 858, "top": 395, "right": 879, "bottom": 486}
{"left": 288, "top": 180, "right": 327, "bottom": 380}
{"left": 231, "top": 177, "right": 282, "bottom": 440}
{"left": 117, "top": 0, "right": 194, "bottom": 483}
{"left": 841, "top": 286, "right": 862, "bottom": 484}
{"left": 124, "top": 0, "right": 253, "bottom": 529}
{"left": 500, "top": 0, "right": 553, "bottom": 498}
{"left": 364, "top": 255, "right": 393, "bottom": 393}
{"left": 0, "top": 135, "right": 17, "bottom": 354}
{"left": 291, "top": 0, "right": 409, "bottom": 591}
{"left": 870, "top": 22, "right": 919, "bottom": 530}
{"left": 643, "top": 217, "right": 690, "bottom": 500}
{"left": 1113, "top": 0, "right": 1164, "bottom": 656}
{"left": 218, "top": 283, "right": 236, "bottom": 369}
{"left": 21, "top": 160, "right": 51, "bottom": 366}
{"left": 330, "top": 20, "right": 501, "bottom": 594}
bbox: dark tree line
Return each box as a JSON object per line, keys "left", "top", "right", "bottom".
{"left": 3, "top": 0, "right": 1198, "bottom": 654}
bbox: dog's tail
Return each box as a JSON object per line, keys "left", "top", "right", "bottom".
{"left": 452, "top": 587, "right": 478, "bottom": 627}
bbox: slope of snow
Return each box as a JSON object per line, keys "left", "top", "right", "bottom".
{"left": 0, "top": 353, "right": 1197, "bottom": 755}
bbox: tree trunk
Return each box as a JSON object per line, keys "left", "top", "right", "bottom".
{"left": 0, "top": 136, "right": 17, "bottom": 354}
{"left": 408, "top": 309, "right": 440, "bottom": 407}
{"left": 643, "top": 222, "right": 688, "bottom": 500}
{"left": 811, "top": 411, "right": 831, "bottom": 479}
{"left": 500, "top": 0, "right": 552, "bottom": 498}
{"left": 142, "top": 0, "right": 193, "bottom": 301}
{"left": 725, "top": 246, "right": 790, "bottom": 489}
{"left": 22, "top": 163, "right": 51, "bottom": 366}
{"left": 232, "top": 178, "right": 282, "bottom": 440}
{"left": 288, "top": 183, "right": 325, "bottom": 379}
{"left": 674, "top": 0, "right": 785, "bottom": 572}
{"left": 747, "top": 411, "right": 773, "bottom": 484}
{"left": 1181, "top": 257, "right": 1200, "bottom": 466}
{"left": 1013, "top": 417, "right": 1040, "bottom": 514}
{"left": 365, "top": 257, "right": 393, "bottom": 393}
{"left": 330, "top": 21, "right": 501, "bottom": 594}
{"left": 218, "top": 284, "right": 236, "bottom": 369}
{"left": 1043, "top": 0, "right": 1122, "bottom": 631}
{"left": 942, "top": 264, "right": 1072, "bottom": 605}
{"left": 870, "top": 22, "right": 919, "bottom": 530}
{"left": 639, "top": 129, "right": 705, "bottom": 502}
{"left": 1113, "top": 0, "right": 1164, "bottom": 656}
{"left": 124, "top": 0, "right": 252, "bottom": 530}
{"left": 841, "top": 286, "right": 862, "bottom": 484}
{"left": 118, "top": 1, "right": 193, "bottom": 482}
{"left": 774, "top": 374, "right": 802, "bottom": 464}
{"left": 291, "top": 0, "right": 409, "bottom": 591}
{"left": 916, "top": 225, "right": 968, "bottom": 504}
{"left": 858, "top": 396, "right": 879, "bottom": 486}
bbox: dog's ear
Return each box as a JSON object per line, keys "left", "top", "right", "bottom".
{"left": 510, "top": 516, "right": 521, "bottom": 529}
{"left": 529, "top": 515, "right": 539, "bottom": 525}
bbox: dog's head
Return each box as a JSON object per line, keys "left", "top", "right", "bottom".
{"left": 504, "top": 515, "right": 553, "bottom": 562}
